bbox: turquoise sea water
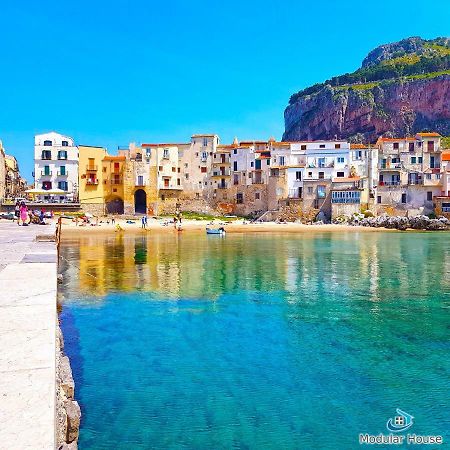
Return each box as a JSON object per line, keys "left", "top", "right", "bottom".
{"left": 59, "top": 231, "right": 450, "bottom": 449}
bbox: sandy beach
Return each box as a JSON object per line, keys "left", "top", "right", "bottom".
{"left": 58, "top": 216, "right": 395, "bottom": 237}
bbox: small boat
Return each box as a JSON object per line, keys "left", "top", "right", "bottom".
{"left": 206, "top": 227, "right": 226, "bottom": 235}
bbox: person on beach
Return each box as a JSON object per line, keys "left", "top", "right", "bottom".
{"left": 19, "top": 202, "right": 29, "bottom": 226}
{"left": 111, "top": 217, "right": 115, "bottom": 225}
{"left": 14, "top": 201, "right": 20, "bottom": 225}
{"left": 141, "top": 215, "right": 147, "bottom": 229}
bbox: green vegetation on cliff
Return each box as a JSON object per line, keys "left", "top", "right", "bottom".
{"left": 289, "top": 37, "right": 450, "bottom": 104}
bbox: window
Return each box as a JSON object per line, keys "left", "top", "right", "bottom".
{"left": 337, "top": 157, "right": 345, "bottom": 163}
{"left": 43, "top": 140, "right": 52, "bottom": 146}
{"left": 318, "top": 158, "right": 325, "bottom": 168}
{"left": 185, "top": 173, "right": 189, "bottom": 180}
{"left": 418, "top": 157, "right": 423, "bottom": 163}
{"left": 377, "top": 195, "right": 381, "bottom": 204}
{"left": 426, "top": 173, "right": 432, "bottom": 180}
{"left": 401, "top": 193, "right": 407, "bottom": 204}
{"left": 58, "top": 181, "right": 68, "bottom": 191}
{"left": 354, "top": 151, "right": 362, "bottom": 160}
{"left": 236, "top": 193, "right": 243, "bottom": 204}
{"left": 177, "top": 167, "right": 181, "bottom": 173}
{"left": 164, "top": 178, "right": 170, "bottom": 187}
{"left": 411, "top": 157, "right": 416, "bottom": 164}
{"left": 337, "top": 172, "right": 344, "bottom": 177}
{"left": 203, "top": 138, "right": 208, "bottom": 147}
{"left": 255, "top": 192, "right": 260, "bottom": 200}
{"left": 307, "top": 186, "right": 313, "bottom": 194}
{"left": 409, "top": 142, "right": 414, "bottom": 152}
{"left": 62, "top": 140, "right": 68, "bottom": 147}
{"left": 177, "top": 178, "right": 181, "bottom": 186}
{"left": 233, "top": 149, "right": 237, "bottom": 154}
{"left": 135, "top": 153, "right": 142, "bottom": 161}
{"left": 436, "top": 174, "right": 441, "bottom": 180}
{"left": 295, "top": 171, "right": 302, "bottom": 181}
{"left": 393, "top": 142, "right": 399, "bottom": 149}
{"left": 233, "top": 161, "right": 238, "bottom": 171}
{"left": 58, "top": 150, "right": 67, "bottom": 160}
{"left": 59, "top": 166, "right": 66, "bottom": 175}
{"left": 318, "top": 172, "right": 324, "bottom": 179}
{"left": 201, "top": 167, "right": 207, "bottom": 173}
{"left": 250, "top": 162, "right": 254, "bottom": 167}
{"left": 137, "top": 176, "right": 144, "bottom": 186}
{"left": 335, "top": 144, "right": 341, "bottom": 149}
{"left": 267, "top": 159, "right": 270, "bottom": 165}
{"left": 308, "top": 171, "right": 312, "bottom": 177}
{"left": 172, "top": 167, "right": 176, "bottom": 172}
{"left": 319, "top": 144, "right": 325, "bottom": 148}
{"left": 201, "top": 151, "right": 208, "bottom": 161}
{"left": 163, "top": 148, "right": 169, "bottom": 159}
{"left": 255, "top": 160, "right": 261, "bottom": 170}
{"left": 331, "top": 191, "right": 360, "bottom": 203}
{"left": 427, "top": 191, "right": 433, "bottom": 201}
{"left": 427, "top": 141, "right": 434, "bottom": 152}
{"left": 42, "top": 181, "right": 52, "bottom": 190}
{"left": 279, "top": 156, "right": 285, "bottom": 166}
{"left": 43, "top": 165, "right": 51, "bottom": 176}
{"left": 317, "top": 185, "right": 326, "bottom": 198}
{"left": 301, "top": 145, "right": 306, "bottom": 150}
{"left": 158, "top": 166, "right": 163, "bottom": 171}
{"left": 184, "top": 163, "right": 188, "bottom": 168}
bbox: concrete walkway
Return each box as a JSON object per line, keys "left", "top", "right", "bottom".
{"left": 0, "top": 221, "right": 57, "bottom": 450}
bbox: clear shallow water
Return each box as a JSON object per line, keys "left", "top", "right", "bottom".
{"left": 59, "top": 231, "right": 450, "bottom": 449}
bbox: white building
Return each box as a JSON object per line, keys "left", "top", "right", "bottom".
{"left": 34, "top": 132, "right": 79, "bottom": 201}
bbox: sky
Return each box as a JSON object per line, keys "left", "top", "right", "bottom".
{"left": 1, "top": 0, "right": 449, "bottom": 182}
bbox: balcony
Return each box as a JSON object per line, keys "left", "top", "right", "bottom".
{"left": 86, "top": 179, "right": 99, "bottom": 185}
{"left": 57, "top": 171, "right": 68, "bottom": 177}
{"left": 288, "top": 189, "right": 302, "bottom": 199}
{"left": 217, "top": 184, "right": 228, "bottom": 189}
{"left": 212, "top": 170, "right": 231, "bottom": 177}
{"left": 86, "top": 165, "right": 98, "bottom": 171}
{"left": 111, "top": 177, "right": 123, "bottom": 185}
{"left": 379, "top": 163, "right": 402, "bottom": 170}
{"left": 378, "top": 181, "right": 401, "bottom": 186}
{"left": 41, "top": 171, "right": 52, "bottom": 176}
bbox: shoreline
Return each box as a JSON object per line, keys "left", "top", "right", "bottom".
{"left": 58, "top": 218, "right": 399, "bottom": 237}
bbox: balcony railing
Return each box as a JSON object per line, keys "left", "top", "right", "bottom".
{"left": 41, "top": 171, "right": 52, "bottom": 176}
{"left": 86, "top": 165, "right": 98, "bottom": 171}
{"left": 442, "top": 207, "right": 450, "bottom": 212}
{"left": 212, "top": 170, "right": 231, "bottom": 177}
{"left": 379, "top": 181, "right": 401, "bottom": 186}
{"left": 86, "top": 179, "right": 99, "bottom": 185}
{"left": 111, "top": 177, "right": 123, "bottom": 185}
{"left": 57, "top": 171, "right": 68, "bottom": 176}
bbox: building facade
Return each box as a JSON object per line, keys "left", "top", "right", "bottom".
{"left": 34, "top": 132, "right": 79, "bottom": 201}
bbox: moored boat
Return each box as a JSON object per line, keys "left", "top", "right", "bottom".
{"left": 206, "top": 227, "right": 226, "bottom": 235}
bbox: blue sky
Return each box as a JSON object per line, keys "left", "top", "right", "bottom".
{"left": 1, "top": 0, "right": 449, "bottom": 181}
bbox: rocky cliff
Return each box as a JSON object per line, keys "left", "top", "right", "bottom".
{"left": 283, "top": 37, "right": 450, "bottom": 142}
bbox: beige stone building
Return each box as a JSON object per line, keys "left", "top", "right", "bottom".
{"left": 0, "top": 141, "right": 6, "bottom": 202}
{"left": 375, "top": 133, "right": 443, "bottom": 215}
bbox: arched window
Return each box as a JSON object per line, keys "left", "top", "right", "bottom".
{"left": 43, "top": 140, "right": 52, "bottom": 146}
{"left": 61, "top": 141, "right": 68, "bottom": 147}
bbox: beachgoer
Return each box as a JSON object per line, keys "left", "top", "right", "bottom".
{"left": 141, "top": 216, "right": 146, "bottom": 229}
{"left": 178, "top": 211, "right": 182, "bottom": 224}
{"left": 14, "top": 201, "right": 20, "bottom": 225}
{"left": 111, "top": 217, "right": 115, "bottom": 225}
{"left": 173, "top": 216, "right": 178, "bottom": 229}
{"left": 19, "top": 202, "right": 28, "bottom": 226}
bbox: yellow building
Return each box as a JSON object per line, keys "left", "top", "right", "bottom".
{"left": 103, "top": 155, "right": 126, "bottom": 214}
{"left": 78, "top": 145, "right": 107, "bottom": 214}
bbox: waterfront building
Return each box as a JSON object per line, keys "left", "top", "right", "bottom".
{"left": 179, "top": 134, "right": 219, "bottom": 201}
{"left": 34, "top": 132, "right": 79, "bottom": 201}
{"left": 103, "top": 154, "right": 127, "bottom": 214}
{"left": 119, "top": 144, "right": 158, "bottom": 215}
{"left": 434, "top": 149, "right": 450, "bottom": 217}
{"left": 78, "top": 145, "right": 107, "bottom": 214}
{"left": 0, "top": 141, "right": 6, "bottom": 202}
{"left": 375, "top": 133, "right": 443, "bottom": 215}
{"left": 5, "top": 155, "right": 27, "bottom": 199}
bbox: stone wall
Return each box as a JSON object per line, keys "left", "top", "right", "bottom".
{"left": 56, "top": 325, "right": 80, "bottom": 450}
{"left": 79, "top": 203, "right": 105, "bottom": 216}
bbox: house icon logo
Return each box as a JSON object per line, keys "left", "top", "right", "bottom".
{"left": 386, "top": 409, "right": 414, "bottom": 433}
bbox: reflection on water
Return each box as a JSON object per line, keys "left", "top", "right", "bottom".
{"left": 59, "top": 231, "right": 450, "bottom": 449}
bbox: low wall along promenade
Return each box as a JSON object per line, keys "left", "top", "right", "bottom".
{"left": 0, "top": 221, "right": 79, "bottom": 450}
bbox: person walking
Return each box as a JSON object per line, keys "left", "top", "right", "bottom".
{"left": 19, "top": 201, "right": 29, "bottom": 226}
{"left": 14, "top": 201, "right": 20, "bottom": 225}
{"left": 141, "top": 215, "right": 147, "bottom": 229}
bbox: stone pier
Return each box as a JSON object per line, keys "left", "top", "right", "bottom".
{"left": 0, "top": 222, "right": 57, "bottom": 450}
